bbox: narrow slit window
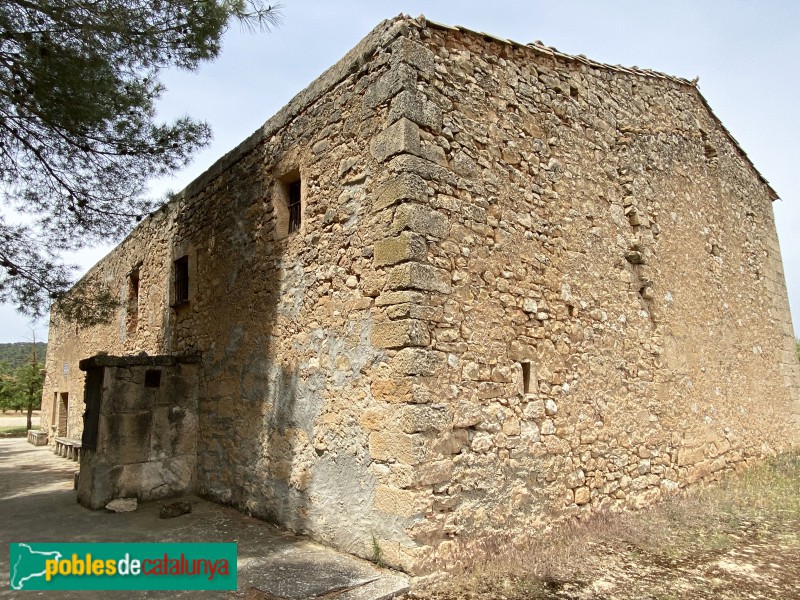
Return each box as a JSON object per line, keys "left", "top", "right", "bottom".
{"left": 288, "top": 178, "right": 302, "bottom": 234}
{"left": 131, "top": 271, "right": 140, "bottom": 306}
{"left": 521, "top": 362, "right": 532, "bottom": 394}
{"left": 127, "top": 267, "right": 140, "bottom": 332}
{"left": 173, "top": 256, "right": 189, "bottom": 305}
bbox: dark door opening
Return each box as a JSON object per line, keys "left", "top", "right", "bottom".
{"left": 82, "top": 368, "right": 103, "bottom": 450}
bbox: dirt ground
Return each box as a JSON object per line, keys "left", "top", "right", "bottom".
{"left": 3, "top": 427, "right": 797, "bottom": 599}
{"left": 537, "top": 524, "right": 800, "bottom": 599}
{"left": 409, "top": 522, "right": 800, "bottom": 600}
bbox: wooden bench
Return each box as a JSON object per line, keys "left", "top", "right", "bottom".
{"left": 53, "top": 437, "right": 82, "bottom": 461}
{"left": 27, "top": 430, "right": 48, "bottom": 446}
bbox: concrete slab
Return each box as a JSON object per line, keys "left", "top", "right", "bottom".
{"left": 0, "top": 438, "right": 408, "bottom": 599}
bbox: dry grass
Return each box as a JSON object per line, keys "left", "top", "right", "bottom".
{"left": 416, "top": 451, "right": 800, "bottom": 599}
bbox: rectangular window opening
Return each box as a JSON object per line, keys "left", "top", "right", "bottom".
{"left": 173, "top": 256, "right": 189, "bottom": 305}
{"left": 288, "top": 178, "right": 302, "bottom": 234}
{"left": 521, "top": 362, "right": 531, "bottom": 394}
{"left": 144, "top": 369, "right": 162, "bottom": 388}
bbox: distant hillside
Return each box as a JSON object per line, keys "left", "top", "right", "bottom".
{"left": 0, "top": 343, "right": 47, "bottom": 369}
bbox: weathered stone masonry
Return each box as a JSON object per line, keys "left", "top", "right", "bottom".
{"left": 42, "top": 15, "right": 800, "bottom": 574}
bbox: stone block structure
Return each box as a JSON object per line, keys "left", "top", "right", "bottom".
{"left": 76, "top": 354, "right": 200, "bottom": 509}
{"left": 41, "top": 15, "right": 800, "bottom": 574}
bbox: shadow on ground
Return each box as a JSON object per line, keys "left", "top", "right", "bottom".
{"left": 0, "top": 438, "right": 407, "bottom": 599}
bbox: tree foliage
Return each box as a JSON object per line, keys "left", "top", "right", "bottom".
{"left": 0, "top": 0, "right": 280, "bottom": 319}
{"left": 0, "top": 357, "right": 44, "bottom": 415}
{"left": 0, "top": 341, "right": 46, "bottom": 368}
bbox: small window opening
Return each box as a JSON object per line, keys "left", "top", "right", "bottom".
{"left": 274, "top": 171, "right": 303, "bottom": 240}
{"left": 521, "top": 362, "right": 532, "bottom": 394}
{"left": 173, "top": 256, "right": 189, "bottom": 305}
{"left": 145, "top": 369, "right": 162, "bottom": 388}
{"left": 288, "top": 178, "right": 302, "bottom": 234}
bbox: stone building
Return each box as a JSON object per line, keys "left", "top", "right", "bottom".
{"left": 41, "top": 15, "right": 800, "bottom": 574}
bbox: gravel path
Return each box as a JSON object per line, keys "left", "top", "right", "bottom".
{"left": 0, "top": 411, "right": 40, "bottom": 428}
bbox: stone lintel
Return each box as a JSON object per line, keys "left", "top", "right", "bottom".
{"left": 79, "top": 353, "right": 202, "bottom": 371}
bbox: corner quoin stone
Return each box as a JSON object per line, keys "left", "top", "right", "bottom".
{"left": 371, "top": 319, "right": 431, "bottom": 349}
{"left": 385, "top": 262, "right": 451, "bottom": 294}
{"left": 39, "top": 13, "right": 800, "bottom": 579}
{"left": 370, "top": 117, "right": 422, "bottom": 163}
{"left": 362, "top": 62, "right": 417, "bottom": 110}
{"left": 374, "top": 232, "right": 427, "bottom": 267}
{"left": 374, "top": 484, "right": 418, "bottom": 518}
{"left": 372, "top": 173, "right": 428, "bottom": 212}
{"left": 389, "top": 36, "right": 436, "bottom": 75}
{"left": 391, "top": 203, "right": 449, "bottom": 239}
{"left": 389, "top": 90, "right": 443, "bottom": 130}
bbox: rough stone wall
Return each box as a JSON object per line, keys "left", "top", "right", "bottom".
{"left": 381, "top": 22, "right": 800, "bottom": 570}
{"left": 41, "top": 15, "right": 447, "bottom": 572}
{"left": 167, "top": 19, "right": 431, "bottom": 562}
{"left": 41, "top": 15, "right": 800, "bottom": 576}
{"left": 40, "top": 211, "right": 174, "bottom": 440}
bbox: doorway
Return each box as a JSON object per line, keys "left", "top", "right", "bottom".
{"left": 58, "top": 392, "right": 69, "bottom": 437}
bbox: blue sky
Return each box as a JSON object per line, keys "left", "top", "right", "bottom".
{"left": 3, "top": 1, "right": 800, "bottom": 342}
